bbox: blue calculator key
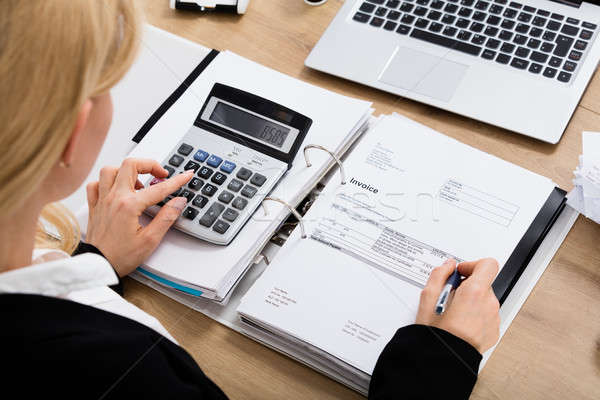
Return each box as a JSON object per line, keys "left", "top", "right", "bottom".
{"left": 220, "top": 160, "right": 236, "bottom": 173}
{"left": 206, "top": 155, "right": 223, "bottom": 167}
{"left": 194, "top": 149, "right": 209, "bottom": 162}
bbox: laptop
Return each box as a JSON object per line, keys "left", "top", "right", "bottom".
{"left": 305, "top": 0, "right": 600, "bottom": 143}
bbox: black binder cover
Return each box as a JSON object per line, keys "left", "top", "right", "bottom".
{"left": 493, "top": 187, "right": 567, "bottom": 305}
{"left": 132, "top": 49, "right": 220, "bottom": 144}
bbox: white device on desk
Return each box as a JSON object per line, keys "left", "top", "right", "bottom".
{"left": 306, "top": 0, "right": 600, "bottom": 143}
{"left": 145, "top": 83, "right": 312, "bottom": 245}
{"left": 170, "top": 0, "right": 250, "bottom": 14}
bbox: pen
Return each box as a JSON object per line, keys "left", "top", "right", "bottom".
{"left": 435, "top": 266, "right": 462, "bottom": 315}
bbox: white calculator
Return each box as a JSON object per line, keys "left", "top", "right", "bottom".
{"left": 145, "top": 83, "right": 312, "bottom": 245}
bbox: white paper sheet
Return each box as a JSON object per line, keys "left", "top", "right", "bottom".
{"left": 238, "top": 114, "right": 557, "bottom": 375}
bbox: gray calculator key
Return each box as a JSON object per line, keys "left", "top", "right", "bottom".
{"left": 236, "top": 167, "right": 252, "bottom": 181}
{"left": 241, "top": 185, "right": 257, "bottom": 198}
{"left": 188, "top": 178, "right": 204, "bottom": 190}
{"left": 169, "top": 154, "right": 184, "bottom": 167}
{"left": 232, "top": 197, "right": 248, "bottom": 210}
{"left": 182, "top": 207, "right": 199, "bottom": 220}
{"left": 218, "top": 191, "right": 234, "bottom": 204}
{"left": 192, "top": 195, "right": 208, "bottom": 209}
{"left": 201, "top": 183, "right": 218, "bottom": 197}
{"left": 250, "top": 173, "right": 267, "bottom": 187}
{"left": 213, "top": 220, "right": 230, "bottom": 234}
{"left": 222, "top": 208, "right": 239, "bottom": 222}
{"left": 163, "top": 165, "right": 175, "bottom": 178}
{"left": 227, "top": 179, "right": 243, "bottom": 192}
{"left": 178, "top": 143, "right": 193, "bottom": 156}
{"left": 199, "top": 203, "right": 225, "bottom": 227}
{"left": 180, "top": 189, "right": 195, "bottom": 203}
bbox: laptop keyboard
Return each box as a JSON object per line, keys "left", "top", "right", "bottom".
{"left": 353, "top": 0, "right": 597, "bottom": 83}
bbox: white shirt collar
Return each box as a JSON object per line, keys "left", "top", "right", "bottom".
{"left": 0, "top": 250, "right": 118, "bottom": 297}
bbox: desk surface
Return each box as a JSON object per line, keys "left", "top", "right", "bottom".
{"left": 125, "top": 1, "right": 600, "bottom": 398}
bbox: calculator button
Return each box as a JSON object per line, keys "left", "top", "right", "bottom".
{"left": 218, "top": 191, "right": 234, "bottom": 204}
{"left": 211, "top": 172, "right": 227, "bottom": 185}
{"left": 182, "top": 207, "right": 199, "bottom": 220}
{"left": 169, "top": 154, "right": 184, "bottom": 167}
{"left": 241, "top": 185, "right": 258, "bottom": 198}
{"left": 171, "top": 187, "right": 182, "bottom": 197}
{"left": 206, "top": 155, "right": 223, "bottom": 168}
{"left": 250, "top": 173, "right": 267, "bottom": 187}
{"left": 222, "top": 208, "right": 239, "bottom": 222}
{"left": 193, "top": 149, "right": 209, "bottom": 162}
{"left": 213, "top": 220, "right": 230, "bottom": 234}
{"left": 198, "top": 203, "right": 225, "bottom": 227}
{"left": 180, "top": 189, "right": 195, "bottom": 203}
{"left": 184, "top": 161, "right": 200, "bottom": 172}
{"left": 177, "top": 143, "right": 193, "bottom": 156}
{"left": 188, "top": 178, "right": 204, "bottom": 191}
{"left": 192, "top": 195, "right": 208, "bottom": 209}
{"left": 232, "top": 197, "right": 248, "bottom": 210}
{"left": 198, "top": 166, "right": 214, "bottom": 179}
{"left": 220, "top": 160, "right": 237, "bottom": 174}
{"left": 227, "top": 179, "right": 243, "bottom": 192}
{"left": 163, "top": 165, "right": 175, "bottom": 178}
{"left": 201, "top": 184, "right": 218, "bottom": 197}
{"left": 236, "top": 167, "right": 252, "bottom": 181}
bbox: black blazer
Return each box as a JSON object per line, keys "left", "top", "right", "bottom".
{"left": 0, "top": 293, "right": 481, "bottom": 399}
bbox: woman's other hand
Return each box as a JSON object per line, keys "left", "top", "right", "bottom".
{"left": 416, "top": 258, "right": 501, "bottom": 353}
{"left": 85, "top": 158, "right": 193, "bottom": 277}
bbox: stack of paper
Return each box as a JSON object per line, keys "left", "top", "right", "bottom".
{"left": 567, "top": 131, "right": 600, "bottom": 223}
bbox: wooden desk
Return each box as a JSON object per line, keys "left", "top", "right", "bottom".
{"left": 125, "top": 1, "right": 600, "bottom": 398}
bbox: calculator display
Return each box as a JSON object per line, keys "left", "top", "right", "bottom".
{"left": 209, "top": 101, "right": 292, "bottom": 149}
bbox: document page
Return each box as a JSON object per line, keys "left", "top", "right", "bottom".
{"left": 238, "top": 114, "right": 556, "bottom": 374}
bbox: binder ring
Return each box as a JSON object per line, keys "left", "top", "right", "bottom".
{"left": 303, "top": 144, "right": 346, "bottom": 185}
{"left": 261, "top": 197, "right": 307, "bottom": 239}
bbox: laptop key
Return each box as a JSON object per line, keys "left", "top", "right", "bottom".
{"left": 375, "top": 6, "right": 388, "bottom": 17}
{"left": 510, "top": 57, "right": 529, "bottom": 69}
{"left": 431, "top": 0, "right": 445, "bottom": 9}
{"left": 563, "top": 61, "right": 577, "bottom": 72}
{"left": 509, "top": 1, "right": 522, "bottom": 8}
{"left": 540, "top": 42, "right": 554, "bottom": 52}
{"left": 496, "top": 53, "right": 511, "bottom": 64}
{"left": 457, "top": 30, "right": 472, "bottom": 40}
{"left": 532, "top": 17, "right": 546, "bottom": 27}
{"left": 444, "top": 3, "right": 458, "bottom": 13}
{"left": 410, "top": 28, "right": 482, "bottom": 55}
{"left": 472, "top": 34, "right": 486, "bottom": 44}
{"left": 513, "top": 34, "right": 527, "bottom": 45}
{"left": 518, "top": 12, "right": 532, "bottom": 23}
{"left": 550, "top": 13, "right": 563, "bottom": 21}
{"left": 574, "top": 40, "right": 587, "bottom": 51}
{"left": 543, "top": 31, "right": 556, "bottom": 41}
{"left": 530, "top": 51, "right": 548, "bottom": 63}
{"left": 473, "top": 11, "right": 486, "bottom": 21}
{"left": 543, "top": 67, "right": 557, "bottom": 78}
{"left": 414, "top": 6, "right": 428, "bottom": 15}
{"left": 503, "top": 8, "right": 517, "bottom": 18}
{"left": 527, "top": 38, "right": 540, "bottom": 49}
{"left": 547, "top": 20, "right": 561, "bottom": 31}
{"left": 428, "top": 10, "right": 442, "bottom": 20}
{"left": 530, "top": 28, "right": 542, "bottom": 38}
{"left": 402, "top": 14, "right": 416, "bottom": 23}
{"left": 456, "top": 18, "right": 470, "bottom": 28}
{"left": 384, "top": 21, "right": 398, "bottom": 30}
{"left": 582, "top": 22, "right": 597, "bottom": 30}
{"left": 549, "top": 56, "right": 562, "bottom": 67}
{"left": 475, "top": 0, "right": 489, "bottom": 10}
{"left": 429, "top": 22, "right": 444, "bottom": 32}
{"left": 529, "top": 63, "right": 542, "bottom": 73}
{"left": 558, "top": 71, "right": 572, "bottom": 83}
{"left": 536, "top": 9, "right": 550, "bottom": 17}
{"left": 523, "top": 5, "right": 536, "bottom": 12}
{"left": 515, "top": 23, "right": 529, "bottom": 34}
{"left": 487, "top": 15, "right": 501, "bottom": 25}
{"left": 515, "top": 46, "right": 529, "bottom": 57}
{"left": 415, "top": 18, "right": 429, "bottom": 28}
{"left": 443, "top": 26, "right": 458, "bottom": 36}
{"left": 442, "top": 14, "right": 456, "bottom": 24}
{"left": 501, "top": 19, "right": 515, "bottom": 29}
{"left": 401, "top": 3, "right": 415, "bottom": 12}
{"left": 580, "top": 30, "right": 593, "bottom": 40}
{"left": 397, "top": 24, "right": 412, "bottom": 34}
{"left": 499, "top": 30, "right": 513, "bottom": 40}
{"left": 359, "top": 2, "right": 376, "bottom": 13}
{"left": 501, "top": 42, "right": 515, "bottom": 53}
{"left": 461, "top": 0, "right": 474, "bottom": 5}
{"left": 470, "top": 22, "right": 484, "bottom": 32}
{"left": 370, "top": 17, "right": 385, "bottom": 27}
{"left": 489, "top": 4, "right": 503, "bottom": 14}
{"left": 486, "top": 38, "right": 501, "bottom": 49}
{"left": 569, "top": 50, "right": 582, "bottom": 61}
{"left": 561, "top": 25, "right": 579, "bottom": 36}
{"left": 554, "top": 35, "right": 574, "bottom": 56}
{"left": 485, "top": 26, "right": 499, "bottom": 36}
{"left": 566, "top": 17, "right": 579, "bottom": 25}
{"left": 387, "top": 0, "right": 401, "bottom": 7}
{"left": 388, "top": 10, "right": 401, "bottom": 20}
{"left": 482, "top": 49, "right": 496, "bottom": 59}
{"left": 458, "top": 7, "right": 472, "bottom": 17}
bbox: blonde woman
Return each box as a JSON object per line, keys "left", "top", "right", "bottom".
{"left": 0, "top": 1, "right": 500, "bottom": 399}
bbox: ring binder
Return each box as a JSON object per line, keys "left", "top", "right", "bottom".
{"left": 261, "top": 197, "right": 307, "bottom": 239}
{"left": 303, "top": 144, "right": 346, "bottom": 185}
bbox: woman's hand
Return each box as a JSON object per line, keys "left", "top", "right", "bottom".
{"left": 416, "top": 258, "right": 501, "bottom": 353}
{"left": 85, "top": 158, "right": 194, "bottom": 277}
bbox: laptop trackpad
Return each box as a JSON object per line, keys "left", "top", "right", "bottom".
{"left": 378, "top": 47, "right": 468, "bottom": 102}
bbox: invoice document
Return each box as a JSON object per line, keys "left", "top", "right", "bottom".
{"left": 238, "top": 114, "right": 557, "bottom": 375}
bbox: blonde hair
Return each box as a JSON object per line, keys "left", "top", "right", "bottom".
{"left": 0, "top": 1, "right": 143, "bottom": 253}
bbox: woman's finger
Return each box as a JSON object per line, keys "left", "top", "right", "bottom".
{"left": 86, "top": 181, "right": 100, "bottom": 210}
{"left": 140, "top": 197, "right": 188, "bottom": 250}
{"left": 137, "top": 170, "right": 194, "bottom": 209}
{"left": 458, "top": 258, "right": 499, "bottom": 287}
{"left": 418, "top": 259, "right": 457, "bottom": 314}
{"left": 114, "top": 158, "right": 168, "bottom": 190}
{"left": 98, "top": 166, "right": 118, "bottom": 198}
